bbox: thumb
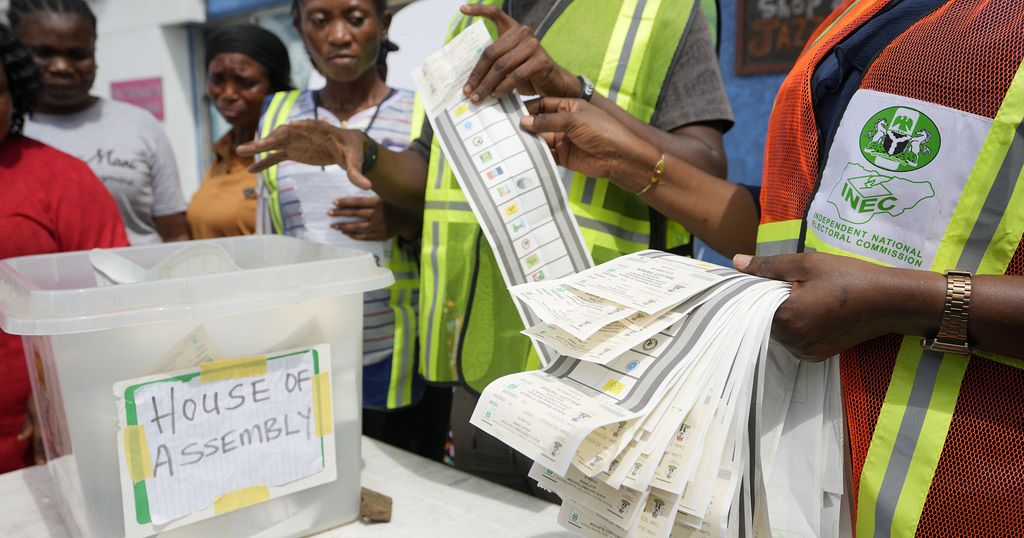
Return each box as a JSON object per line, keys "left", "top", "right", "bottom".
{"left": 733, "top": 253, "right": 802, "bottom": 282}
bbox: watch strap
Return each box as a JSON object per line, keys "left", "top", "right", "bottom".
{"left": 577, "top": 75, "right": 594, "bottom": 102}
{"left": 921, "top": 270, "right": 973, "bottom": 355}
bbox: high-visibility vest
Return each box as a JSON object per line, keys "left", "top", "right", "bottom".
{"left": 757, "top": 1, "right": 1024, "bottom": 535}
{"left": 257, "top": 90, "right": 422, "bottom": 410}
{"left": 419, "top": 0, "right": 712, "bottom": 392}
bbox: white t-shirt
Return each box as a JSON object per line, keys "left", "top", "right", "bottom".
{"left": 24, "top": 99, "right": 186, "bottom": 245}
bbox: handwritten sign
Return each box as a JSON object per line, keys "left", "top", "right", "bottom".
{"left": 113, "top": 345, "right": 336, "bottom": 534}
{"left": 736, "top": 0, "right": 842, "bottom": 75}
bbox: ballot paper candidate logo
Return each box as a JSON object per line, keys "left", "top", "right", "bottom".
{"left": 525, "top": 253, "right": 541, "bottom": 269}
{"left": 496, "top": 184, "right": 514, "bottom": 199}
{"left": 609, "top": 458, "right": 621, "bottom": 472}
{"left": 486, "top": 166, "right": 505, "bottom": 180}
{"left": 642, "top": 337, "right": 658, "bottom": 351}
{"left": 861, "top": 106, "right": 941, "bottom": 172}
{"left": 589, "top": 454, "right": 603, "bottom": 467}
{"left": 828, "top": 163, "right": 935, "bottom": 225}
{"left": 516, "top": 176, "right": 531, "bottom": 190}
{"left": 618, "top": 499, "right": 632, "bottom": 514}
{"left": 569, "top": 509, "right": 582, "bottom": 525}
{"left": 651, "top": 498, "right": 666, "bottom": 518}
{"left": 675, "top": 423, "right": 692, "bottom": 443}
{"left": 482, "top": 402, "right": 497, "bottom": 422}
{"left": 520, "top": 237, "right": 533, "bottom": 251}
{"left": 511, "top": 218, "right": 528, "bottom": 233}
{"left": 453, "top": 102, "right": 470, "bottom": 118}
{"left": 478, "top": 150, "right": 494, "bottom": 165}
{"left": 625, "top": 360, "right": 640, "bottom": 372}
{"left": 531, "top": 270, "right": 546, "bottom": 282}
{"left": 630, "top": 462, "right": 643, "bottom": 476}
{"left": 666, "top": 465, "right": 678, "bottom": 479}
{"left": 504, "top": 203, "right": 519, "bottom": 217}
{"left": 551, "top": 440, "right": 563, "bottom": 456}
{"left": 571, "top": 412, "right": 591, "bottom": 423}
{"left": 472, "top": 136, "right": 484, "bottom": 147}
{"left": 611, "top": 421, "right": 627, "bottom": 438}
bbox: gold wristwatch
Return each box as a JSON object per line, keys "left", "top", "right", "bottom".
{"left": 921, "top": 270, "right": 973, "bottom": 355}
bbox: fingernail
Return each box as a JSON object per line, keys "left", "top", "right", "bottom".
{"left": 471, "top": 93, "right": 481, "bottom": 103}
{"left": 520, "top": 116, "right": 534, "bottom": 128}
{"left": 463, "top": 85, "right": 472, "bottom": 95}
{"left": 733, "top": 254, "right": 752, "bottom": 270}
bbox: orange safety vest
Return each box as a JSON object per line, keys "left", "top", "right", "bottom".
{"left": 759, "top": 0, "right": 1024, "bottom": 536}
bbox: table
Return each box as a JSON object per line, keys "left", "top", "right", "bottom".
{"left": 0, "top": 437, "right": 574, "bottom": 538}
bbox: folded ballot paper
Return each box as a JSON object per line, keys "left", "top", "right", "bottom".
{"left": 470, "top": 252, "right": 846, "bottom": 537}
{"left": 415, "top": 20, "right": 846, "bottom": 538}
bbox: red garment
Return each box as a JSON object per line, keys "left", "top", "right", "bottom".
{"left": 0, "top": 135, "right": 128, "bottom": 473}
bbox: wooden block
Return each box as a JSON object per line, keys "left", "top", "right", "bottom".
{"left": 360, "top": 487, "right": 393, "bottom": 523}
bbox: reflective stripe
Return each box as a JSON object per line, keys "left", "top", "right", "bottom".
{"left": 387, "top": 288, "right": 413, "bottom": 408}
{"left": 958, "top": 119, "right": 1024, "bottom": 271}
{"left": 606, "top": 0, "right": 648, "bottom": 105}
{"left": 259, "top": 90, "right": 301, "bottom": 234}
{"left": 577, "top": 215, "right": 649, "bottom": 245}
{"left": 870, "top": 348, "right": 943, "bottom": 537}
{"left": 755, "top": 219, "right": 803, "bottom": 254}
{"left": 424, "top": 200, "right": 473, "bottom": 212}
{"left": 755, "top": 239, "right": 800, "bottom": 256}
{"left": 423, "top": 220, "right": 442, "bottom": 380}
{"left": 581, "top": 176, "right": 598, "bottom": 205}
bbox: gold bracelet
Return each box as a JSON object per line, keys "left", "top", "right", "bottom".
{"left": 636, "top": 154, "right": 666, "bottom": 195}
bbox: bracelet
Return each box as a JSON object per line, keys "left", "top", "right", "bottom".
{"left": 635, "top": 154, "right": 666, "bottom": 195}
{"left": 921, "top": 270, "right": 973, "bottom": 355}
{"left": 361, "top": 135, "right": 379, "bottom": 175}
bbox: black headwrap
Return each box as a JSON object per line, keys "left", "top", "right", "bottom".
{"left": 205, "top": 24, "right": 292, "bottom": 92}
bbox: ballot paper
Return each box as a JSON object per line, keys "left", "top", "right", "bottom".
{"left": 285, "top": 169, "right": 387, "bottom": 262}
{"left": 470, "top": 251, "right": 846, "bottom": 538}
{"left": 417, "top": 22, "right": 847, "bottom": 538}
{"left": 414, "top": 21, "right": 592, "bottom": 365}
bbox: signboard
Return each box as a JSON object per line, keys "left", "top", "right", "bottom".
{"left": 735, "top": 0, "right": 842, "bottom": 75}
{"left": 111, "top": 77, "right": 165, "bottom": 120}
{"left": 113, "top": 345, "right": 336, "bottom": 536}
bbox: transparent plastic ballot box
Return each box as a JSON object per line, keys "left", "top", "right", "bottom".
{"left": 0, "top": 236, "right": 394, "bottom": 537}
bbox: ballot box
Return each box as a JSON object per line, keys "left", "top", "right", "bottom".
{"left": 0, "top": 236, "right": 392, "bottom": 537}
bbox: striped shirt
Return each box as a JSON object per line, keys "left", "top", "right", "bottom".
{"left": 271, "top": 89, "right": 416, "bottom": 369}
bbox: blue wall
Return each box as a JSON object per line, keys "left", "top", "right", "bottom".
{"left": 696, "top": 0, "right": 786, "bottom": 264}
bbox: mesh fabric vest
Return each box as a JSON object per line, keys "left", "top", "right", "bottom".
{"left": 418, "top": 0, "right": 704, "bottom": 392}
{"left": 757, "top": 1, "right": 1024, "bottom": 535}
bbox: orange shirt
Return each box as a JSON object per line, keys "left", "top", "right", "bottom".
{"left": 187, "top": 131, "right": 258, "bottom": 239}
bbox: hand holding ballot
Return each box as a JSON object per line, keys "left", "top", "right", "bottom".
{"left": 471, "top": 251, "right": 846, "bottom": 538}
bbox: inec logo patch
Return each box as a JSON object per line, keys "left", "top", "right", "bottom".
{"left": 828, "top": 163, "right": 935, "bottom": 225}
{"left": 861, "top": 106, "right": 941, "bottom": 172}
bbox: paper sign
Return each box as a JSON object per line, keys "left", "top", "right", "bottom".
{"left": 111, "top": 77, "right": 164, "bottom": 120}
{"left": 113, "top": 345, "right": 337, "bottom": 534}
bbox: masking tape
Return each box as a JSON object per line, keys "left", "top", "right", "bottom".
{"left": 213, "top": 484, "right": 270, "bottom": 514}
{"left": 198, "top": 356, "right": 267, "bottom": 383}
{"left": 123, "top": 425, "right": 153, "bottom": 484}
{"left": 313, "top": 371, "right": 334, "bottom": 437}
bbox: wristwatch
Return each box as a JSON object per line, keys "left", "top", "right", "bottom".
{"left": 921, "top": 270, "right": 973, "bottom": 355}
{"left": 577, "top": 75, "right": 595, "bottom": 102}
{"left": 361, "top": 135, "right": 379, "bottom": 175}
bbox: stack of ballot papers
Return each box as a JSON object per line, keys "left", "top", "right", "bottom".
{"left": 470, "top": 250, "right": 846, "bottom": 538}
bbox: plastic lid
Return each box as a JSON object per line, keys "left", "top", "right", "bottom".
{"left": 0, "top": 236, "right": 394, "bottom": 335}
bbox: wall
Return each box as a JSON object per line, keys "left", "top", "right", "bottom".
{"left": 696, "top": 0, "right": 786, "bottom": 264}
{"left": 88, "top": 0, "right": 208, "bottom": 200}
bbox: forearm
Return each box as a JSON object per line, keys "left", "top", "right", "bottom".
{"left": 875, "top": 270, "right": 1024, "bottom": 359}
{"left": 387, "top": 202, "right": 424, "bottom": 242}
{"left": 591, "top": 94, "right": 727, "bottom": 177}
{"left": 611, "top": 145, "right": 757, "bottom": 257}
{"left": 155, "top": 213, "right": 190, "bottom": 242}
{"left": 366, "top": 147, "right": 428, "bottom": 213}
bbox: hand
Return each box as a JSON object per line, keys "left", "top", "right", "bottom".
{"left": 733, "top": 252, "right": 944, "bottom": 361}
{"left": 520, "top": 97, "right": 660, "bottom": 192}
{"left": 461, "top": 4, "right": 580, "bottom": 102}
{"left": 237, "top": 120, "right": 373, "bottom": 189}
{"left": 329, "top": 196, "right": 393, "bottom": 241}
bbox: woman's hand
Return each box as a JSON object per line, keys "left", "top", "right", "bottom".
{"left": 520, "top": 97, "right": 660, "bottom": 192}
{"left": 237, "top": 120, "right": 373, "bottom": 189}
{"left": 329, "top": 196, "right": 392, "bottom": 241}
{"left": 461, "top": 4, "right": 580, "bottom": 102}
{"left": 733, "top": 252, "right": 945, "bottom": 361}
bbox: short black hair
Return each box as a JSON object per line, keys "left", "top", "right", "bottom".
{"left": 291, "top": 0, "right": 389, "bottom": 21}
{"left": 8, "top": 0, "right": 98, "bottom": 37}
{"left": 0, "top": 23, "right": 42, "bottom": 135}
